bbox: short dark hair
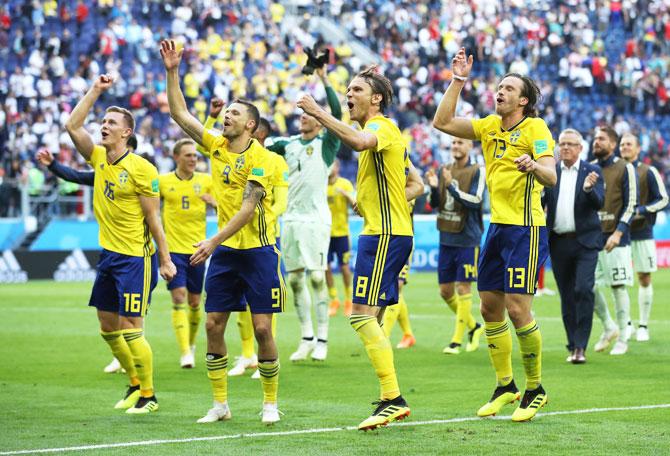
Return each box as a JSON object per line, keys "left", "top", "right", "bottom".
{"left": 232, "top": 98, "right": 260, "bottom": 133}
{"left": 173, "top": 138, "right": 195, "bottom": 155}
{"left": 501, "top": 73, "right": 542, "bottom": 117}
{"left": 357, "top": 66, "right": 393, "bottom": 113}
{"left": 597, "top": 125, "right": 619, "bottom": 144}
{"left": 105, "top": 106, "right": 135, "bottom": 131}
{"left": 127, "top": 134, "right": 138, "bottom": 150}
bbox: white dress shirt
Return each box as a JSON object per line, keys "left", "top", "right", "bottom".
{"left": 553, "top": 159, "right": 580, "bottom": 234}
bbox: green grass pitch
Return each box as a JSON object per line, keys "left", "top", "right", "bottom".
{"left": 1, "top": 271, "right": 669, "bottom": 455}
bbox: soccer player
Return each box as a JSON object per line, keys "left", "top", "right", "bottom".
{"left": 201, "top": 104, "right": 288, "bottom": 379}
{"left": 619, "top": 133, "right": 667, "bottom": 341}
{"left": 326, "top": 159, "right": 355, "bottom": 317}
{"left": 590, "top": 126, "right": 637, "bottom": 355}
{"left": 265, "top": 66, "right": 342, "bottom": 362}
{"left": 426, "top": 136, "right": 485, "bottom": 355}
{"left": 65, "top": 74, "right": 176, "bottom": 414}
{"left": 161, "top": 40, "right": 285, "bottom": 424}
{"left": 297, "top": 66, "right": 424, "bottom": 430}
{"left": 432, "top": 48, "right": 557, "bottom": 422}
{"left": 158, "top": 138, "right": 215, "bottom": 368}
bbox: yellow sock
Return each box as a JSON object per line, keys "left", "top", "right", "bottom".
{"left": 344, "top": 285, "right": 353, "bottom": 302}
{"left": 328, "top": 287, "right": 338, "bottom": 300}
{"left": 445, "top": 294, "right": 458, "bottom": 313}
{"left": 171, "top": 304, "right": 190, "bottom": 355}
{"left": 461, "top": 293, "right": 477, "bottom": 330}
{"left": 206, "top": 353, "right": 228, "bottom": 403}
{"left": 100, "top": 330, "right": 138, "bottom": 381}
{"left": 258, "top": 360, "right": 280, "bottom": 403}
{"left": 484, "top": 321, "right": 513, "bottom": 387}
{"left": 122, "top": 329, "right": 154, "bottom": 397}
{"left": 187, "top": 305, "right": 201, "bottom": 347}
{"left": 237, "top": 308, "right": 255, "bottom": 359}
{"left": 350, "top": 315, "right": 399, "bottom": 400}
{"left": 516, "top": 320, "right": 542, "bottom": 390}
{"left": 451, "top": 294, "right": 467, "bottom": 345}
{"left": 397, "top": 293, "right": 413, "bottom": 336}
{"left": 382, "top": 305, "right": 399, "bottom": 337}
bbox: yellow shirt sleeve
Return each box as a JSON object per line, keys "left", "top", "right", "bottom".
{"left": 471, "top": 117, "right": 487, "bottom": 140}
{"left": 202, "top": 128, "right": 224, "bottom": 153}
{"left": 364, "top": 119, "right": 392, "bottom": 152}
{"left": 529, "top": 119, "right": 555, "bottom": 159}
{"left": 134, "top": 159, "right": 160, "bottom": 197}
{"left": 343, "top": 178, "right": 354, "bottom": 193}
{"left": 86, "top": 145, "right": 105, "bottom": 167}
{"left": 202, "top": 173, "right": 213, "bottom": 194}
{"left": 247, "top": 149, "right": 272, "bottom": 189}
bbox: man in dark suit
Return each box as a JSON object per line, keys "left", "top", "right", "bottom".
{"left": 545, "top": 129, "right": 604, "bottom": 364}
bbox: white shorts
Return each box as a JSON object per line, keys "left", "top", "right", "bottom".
{"left": 282, "top": 221, "right": 331, "bottom": 272}
{"left": 595, "top": 245, "right": 633, "bottom": 287}
{"left": 631, "top": 239, "right": 657, "bottom": 273}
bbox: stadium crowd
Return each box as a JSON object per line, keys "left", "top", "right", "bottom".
{"left": 1, "top": 0, "right": 670, "bottom": 217}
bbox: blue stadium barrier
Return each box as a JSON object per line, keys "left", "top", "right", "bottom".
{"left": 23, "top": 214, "right": 670, "bottom": 271}
{"left": 0, "top": 220, "right": 25, "bottom": 250}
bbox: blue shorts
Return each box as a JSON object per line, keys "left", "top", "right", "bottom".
{"left": 478, "top": 224, "right": 548, "bottom": 294}
{"left": 89, "top": 250, "right": 158, "bottom": 317}
{"left": 398, "top": 251, "right": 412, "bottom": 284}
{"left": 328, "top": 236, "right": 351, "bottom": 267}
{"left": 204, "top": 245, "right": 286, "bottom": 314}
{"left": 352, "top": 234, "right": 413, "bottom": 307}
{"left": 438, "top": 245, "right": 479, "bottom": 284}
{"left": 167, "top": 252, "right": 205, "bottom": 294}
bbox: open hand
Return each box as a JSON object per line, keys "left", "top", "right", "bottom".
{"left": 452, "top": 47, "right": 473, "bottom": 80}
{"left": 159, "top": 39, "right": 183, "bottom": 71}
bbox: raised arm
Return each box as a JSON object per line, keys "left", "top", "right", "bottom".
{"left": 318, "top": 68, "right": 343, "bottom": 166}
{"left": 65, "top": 74, "right": 114, "bottom": 160}
{"left": 190, "top": 180, "right": 266, "bottom": 265}
{"left": 432, "top": 48, "right": 477, "bottom": 140}
{"left": 37, "top": 149, "right": 95, "bottom": 186}
{"left": 297, "top": 94, "right": 377, "bottom": 152}
{"left": 139, "top": 195, "right": 176, "bottom": 281}
{"left": 160, "top": 40, "right": 205, "bottom": 147}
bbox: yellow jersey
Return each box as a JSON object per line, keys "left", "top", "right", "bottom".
{"left": 202, "top": 130, "right": 275, "bottom": 249}
{"left": 358, "top": 116, "right": 413, "bottom": 236}
{"left": 471, "top": 115, "right": 555, "bottom": 226}
{"left": 327, "top": 177, "right": 354, "bottom": 237}
{"left": 158, "top": 171, "right": 213, "bottom": 254}
{"left": 88, "top": 145, "right": 159, "bottom": 257}
{"left": 268, "top": 152, "right": 289, "bottom": 236}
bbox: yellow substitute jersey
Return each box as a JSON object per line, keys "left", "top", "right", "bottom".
{"left": 327, "top": 177, "right": 354, "bottom": 237}
{"left": 268, "top": 152, "right": 289, "bottom": 236}
{"left": 158, "top": 171, "right": 212, "bottom": 254}
{"left": 471, "top": 115, "right": 555, "bottom": 226}
{"left": 202, "top": 130, "right": 275, "bottom": 249}
{"left": 358, "top": 116, "right": 413, "bottom": 236}
{"left": 87, "top": 145, "right": 158, "bottom": 257}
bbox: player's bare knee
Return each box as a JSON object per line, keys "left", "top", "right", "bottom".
{"left": 639, "top": 273, "right": 651, "bottom": 287}
{"left": 456, "top": 283, "right": 472, "bottom": 295}
{"left": 187, "top": 293, "right": 201, "bottom": 308}
{"left": 253, "top": 323, "right": 273, "bottom": 343}
{"left": 171, "top": 288, "right": 186, "bottom": 304}
{"left": 440, "top": 284, "right": 454, "bottom": 300}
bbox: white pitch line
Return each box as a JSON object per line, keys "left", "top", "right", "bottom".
{"left": 2, "top": 404, "right": 669, "bottom": 455}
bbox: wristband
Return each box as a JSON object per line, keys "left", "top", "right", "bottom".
{"left": 452, "top": 74, "right": 467, "bottom": 82}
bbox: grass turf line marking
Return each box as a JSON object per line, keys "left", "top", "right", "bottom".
{"left": 2, "top": 404, "right": 669, "bottom": 455}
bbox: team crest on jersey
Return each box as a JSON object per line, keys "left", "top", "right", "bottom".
{"left": 510, "top": 130, "right": 521, "bottom": 144}
{"left": 306, "top": 146, "right": 314, "bottom": 156}
{"left": 193, "top": 183, "right": 201, "bottom": 194}
{"left": 235, "top": 155, "right": 245, "bottom": 171}
{"left": 118, "top": 170, "right": 129, "bottom": 187}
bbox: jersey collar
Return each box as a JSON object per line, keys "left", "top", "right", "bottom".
{"left": 110, "top": 150, "right": 130, "bottom": 166}
{"left": 500, "top": 116, "right": 527, "bottom": 133}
